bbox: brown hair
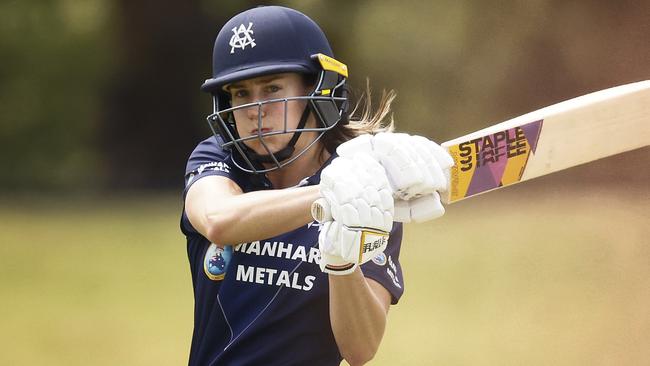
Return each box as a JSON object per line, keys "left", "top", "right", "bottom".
{"left": 320, "top": 80, "right": 396, "bottom": 158}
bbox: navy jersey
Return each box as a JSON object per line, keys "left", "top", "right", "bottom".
{"left": 180, "top": 136, "right": 405, "bottom": 366}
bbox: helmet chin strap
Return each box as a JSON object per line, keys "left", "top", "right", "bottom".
{"left": 245, "top": 104, "right": 311, "bottom": 165}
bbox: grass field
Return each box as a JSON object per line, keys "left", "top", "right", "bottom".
{"left": 1, "top": 181, "right": 648, "bottom": 365}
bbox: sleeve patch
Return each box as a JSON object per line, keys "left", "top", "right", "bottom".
{"left": 385, "top": 255, "right": 402, "bottom": 289}
{"left": 187, "top": 161, "right": 231, "bottom": 186}
{"left": 197, "top": 161, "right": 230, "bottom": 175}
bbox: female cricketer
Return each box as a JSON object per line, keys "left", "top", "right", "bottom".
{"left": 180, "top": 6, "right": 452, "bottom": 366}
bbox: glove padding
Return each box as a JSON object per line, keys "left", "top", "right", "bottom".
{"left": 337, "top": 133, "right": 454, "bottom": 223}
{"left": 318, "top": 153, "right": 394, "bottom": 275}
{"left": 394, "top": 192, "right": 445, "bottom": 223}
{"left": 318, "top": 221, "right": 390, "bottom": 275}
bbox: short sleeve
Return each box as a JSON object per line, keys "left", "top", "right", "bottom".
{"left": 183, "top": 136, "right": 240, "bottom": 199}
{"left": 361, "top": 223, "right": 404, "bottom": 304}
{"left": 181, "top": 136, "right": 248, "bottom": 236}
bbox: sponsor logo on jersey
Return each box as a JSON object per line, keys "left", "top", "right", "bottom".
{"left": 197, "top": 161, "right": 230, "bottom": 175}
{"left": 229, "top": 22, "right": 256, "bottom": 54}
{"left": 233, "top": 240, "right": 319, "bottom": 291}
{"left": 204, "top": 244, "right": 233, "bottom": 281}
{"left": 371, "top": 252, "right": 387, "bottom": 266}
{"left": 386, "top": 255, "right": 401, "bottom": 289}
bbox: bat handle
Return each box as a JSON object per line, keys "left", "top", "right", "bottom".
{"left": 311, "top": 198, "right": 332, "bottom": 223}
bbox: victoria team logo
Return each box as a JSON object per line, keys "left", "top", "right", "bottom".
{"left": 229, "top": 22, "right": 256, "bottom": 54}
{"left": 204, "top": 244, "right": 233, "bottom": 281}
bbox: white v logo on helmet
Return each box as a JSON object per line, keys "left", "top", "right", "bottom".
{"left": 229, "top": 22, "right": 256, "bottom": 54}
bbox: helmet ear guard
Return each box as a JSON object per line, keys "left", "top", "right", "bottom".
{"left": 310, "top": 54, "right": 349, "bottom": 128}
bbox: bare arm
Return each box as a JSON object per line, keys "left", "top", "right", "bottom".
{"left": 329, "top": 269, "right": 392, "bottom": 366}
{"left": 185, "top": 175, "right": 320, "bottom": 245}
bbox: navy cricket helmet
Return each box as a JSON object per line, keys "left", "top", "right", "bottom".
{"left": 202, "top": 6, "right": 349, "bottom": 174}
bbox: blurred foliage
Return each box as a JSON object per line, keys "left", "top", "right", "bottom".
{"left": 0, "top": 0, "right": 112, "bottom": 191}
{"left": 0, "top": 0, "right": 648, "bottom": 192}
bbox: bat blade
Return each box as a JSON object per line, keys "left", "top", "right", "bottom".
{"left": 441, "top": 80, "right": 650, "bottom": 204}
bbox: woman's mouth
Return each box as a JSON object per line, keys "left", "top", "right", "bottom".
{"left": 251, "top": 128, "right": 272, "bottom": 135}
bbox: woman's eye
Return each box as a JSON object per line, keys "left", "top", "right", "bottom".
{"left": 233, "top": 90, "right": 247, "bottom": 98}
{"left": 267, "top": 85, "right": 281, "bottom": 93}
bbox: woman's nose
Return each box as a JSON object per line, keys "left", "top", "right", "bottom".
{"left": 246, "top": 103, "right": 267, "bottom": 120}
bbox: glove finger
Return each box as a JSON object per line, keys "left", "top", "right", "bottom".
{"left": 320, "top": 170, "right": 335, "bottom": 191}
{"left": 332, "top": 179, "right": 363, "bottom": 204}
{"left": 366, "top": 166, "right": 390, "bottom": 191}
{"left": 409, "top": 136, "right": 452, "bottom": 193}
{"left": 394, "top": 134, "right": 428, "bottom": 191}
{"left": 339, "top": 202, "right": 361, "bottom": 227}
{"left": 373, "top": 134, "right": 422, "bottom": 192}
{"left": 353, "top": 198, "right": 371, "bottom": 227}
{"left": 414, "top": 135, "right": 454, "bottom": 169}
{"left": 426, "top": 158, "right": 448, "bottom": 192}
{"left": 379, "top": 188, "right": 393, "bottom": 211}
{"left": 393, "top": 198, "right": 411, "bottom": 223}
{"left": 356, "top": 153, "right": 388, "bottom": 185}
{"left": 361, "top": 186, "right": 381, "bottom": 208}
{"left": 384, "top": 158, "right": 422, "bottom": 197}
{"left": 368, "top": 206, "right": 384, "bottom": 230}
{"left": 336, "top": 133, "right": 374, "bottom": 157}
{"left": 383, "top": 210, "right": 394, "bottom": 231}
{"left": 409, "top": 138, "right": 437, "bottom": 190}
{"left": 410, "top": 192, "right": 445, "bottom": 222}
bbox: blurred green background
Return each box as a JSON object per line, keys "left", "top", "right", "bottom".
{"left": 1, "top": 0, "right": 648, "bottom": 365}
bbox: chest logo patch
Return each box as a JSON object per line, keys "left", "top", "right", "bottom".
{"left": 204, "top": 244, "right": 233, "bottom": 281}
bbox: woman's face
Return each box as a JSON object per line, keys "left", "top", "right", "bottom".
{"left": 227, "top": 73, "right": 312, "bottom": 156}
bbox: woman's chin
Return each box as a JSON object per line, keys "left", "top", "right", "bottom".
{"left": 245, "top": 145, "right": 282, "bottom": 157}
{"left": 244, "top": 140, "right": 288, "bottom": 156}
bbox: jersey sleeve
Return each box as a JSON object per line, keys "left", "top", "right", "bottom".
{"left": 183, "top": 136, "right": 241, "bottom": 199}
{"left": 360, "top": 222, "right": 404, "bottom": 304}
{"left": 181, "top": 137, "right": 244, "bottom": 236}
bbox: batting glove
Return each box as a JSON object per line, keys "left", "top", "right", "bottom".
{"left": 317, "top": 153, "right": 394, "bottom": 275}
{"left": 337, "top": 133, "right": 454, "bottom": 223}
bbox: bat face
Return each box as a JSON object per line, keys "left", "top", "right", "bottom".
{"left": 442, "top": 80, "right": 650, "bottom": 204}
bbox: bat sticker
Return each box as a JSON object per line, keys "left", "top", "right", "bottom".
{"left": 447, "top": 120, "right": 544, "bottom": 202}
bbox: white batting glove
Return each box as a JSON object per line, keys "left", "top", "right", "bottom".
{"left": 318, "top": 153, "right": 394, "bottom": 275}
{"left": 337, "top": 133, "right": 454, "bottom": 223}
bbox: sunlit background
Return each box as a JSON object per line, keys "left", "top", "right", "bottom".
{"left": 1, "top": 1, "right": 648, "bottom": 365}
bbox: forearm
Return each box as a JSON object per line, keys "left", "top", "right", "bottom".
{"left": 205, "top": 185, "right": 320, "bottom": 245}
{"left": 329, "top": 268, "right": 388, "bottom": 365}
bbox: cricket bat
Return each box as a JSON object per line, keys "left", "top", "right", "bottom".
{"left": 442, "top": 79, "right": 649, "bottom": 203}
{"left": 311, "top": 80, "right": 650, "bottom": 221}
